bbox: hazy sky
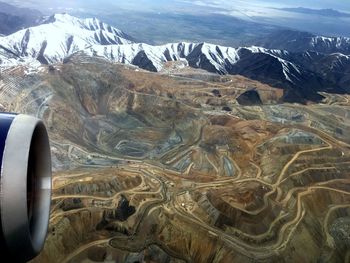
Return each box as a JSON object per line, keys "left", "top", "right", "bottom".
{"left": 191, "top": 0, "right": 350, "bottom": 11}
{"left": 9, "top": 0, "right": 350, "bottom": 13}
{"left": 7, "top": 0, "right": 350, "bottom": 38}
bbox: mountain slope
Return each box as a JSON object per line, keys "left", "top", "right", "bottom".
{"left": 0, "top": 13, "right": 134, "bottom": 64}
{"left": 254, "top": 29, "right": 350, "bottom": 55}
{"left": 81, "top": 43, "right": 345, "bottom": 102}
{"left": 0, "top": 2, "right": 42, "bottom": 35}
{"left": 1, "top": 14, "right": 349, "bottom": 103}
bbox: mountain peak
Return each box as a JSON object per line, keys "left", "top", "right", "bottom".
{"left": 52, "top": 13, "right": 76, "bottom": 21}
{"left": 0, "top": 14, "right": 349, "bottom": 103}
{"left": 44, "top": 13, "right": 125, "bottom": 35}
{"left": 43, "top": 13, "right": 80, "bottom": 24}
{"left": 0, "top": 13, "right": 134, "bottom": 64}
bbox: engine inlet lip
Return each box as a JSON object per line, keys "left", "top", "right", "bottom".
{"left": 0, "top": 114, "right": 52, "bottom": 262}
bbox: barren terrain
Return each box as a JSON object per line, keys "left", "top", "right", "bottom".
{"left": 1, "top": 55, "right": 349, "bottom": 262}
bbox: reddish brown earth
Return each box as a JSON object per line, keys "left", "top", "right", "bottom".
{"left": 0, "top": 55, "right": 349, "bottom": 262}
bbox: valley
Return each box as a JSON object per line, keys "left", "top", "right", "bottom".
{"left": 1, "top": 55, "right": 349, "bottom": 262}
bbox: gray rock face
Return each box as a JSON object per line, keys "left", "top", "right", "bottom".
{"left": 330, "top": 217, "right": 350, "bottom": 248}
{"left": 236, "top": 89, "right": 263, "bottom": 106}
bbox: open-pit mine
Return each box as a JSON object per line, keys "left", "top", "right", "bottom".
{"left": 1, "top": 54, "right": 349, "bottom": 262}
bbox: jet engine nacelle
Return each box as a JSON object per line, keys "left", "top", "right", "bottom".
{"left": 0, "top": 113, "right": 51, "bottom": 262}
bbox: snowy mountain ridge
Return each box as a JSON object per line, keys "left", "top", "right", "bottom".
{"left": 0, "top": 13, "right": 134, "bottom": 65}
{"left": 254, "top": 29, "right": 350, "bottom": 55}
{"left": 1, "top": 13, "right": 350, "bottom": 103}
{"left": 0, "top": 14, "right": 301, "bottom": 88}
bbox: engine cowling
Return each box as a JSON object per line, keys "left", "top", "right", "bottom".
{"left": 0, "top": 113, "right": 52, "bottom": 262}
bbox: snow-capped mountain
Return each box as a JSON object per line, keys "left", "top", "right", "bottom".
{"left": 253, "top": 29, "right": 350, "bottom": 55}
{"left": 80, "top": 42, "right": 348, "bottom": 101}
{"left": 1, "top": 14, "right": 350, "bottom": 103}
{"left": 0, "top": 13, "right": 134, "bottom": 64}
{"left": 83, "top": 43, "right": 304, "bottom": 83}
